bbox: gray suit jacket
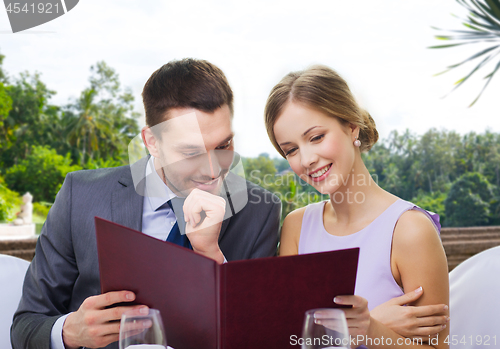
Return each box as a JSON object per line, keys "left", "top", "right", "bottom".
{"left": 11, "top": 162, "right": 281, "bottom": 349}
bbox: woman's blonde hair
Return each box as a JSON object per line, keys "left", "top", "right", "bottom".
{"left": 264, "top": 65, "right": 378, "bottom": 157}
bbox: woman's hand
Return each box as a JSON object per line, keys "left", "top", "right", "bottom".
{"left": 334, "top": 295, "right": 371, "bottom": 337}
{"left": 370, "top": 287, "right": 449, "bottom": 341}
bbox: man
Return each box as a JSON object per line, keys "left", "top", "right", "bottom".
{"left": 11, "top": 59, "right": 281, "bottom": 349}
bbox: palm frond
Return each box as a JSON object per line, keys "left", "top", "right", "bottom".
{"left": 450, "top": 49, "right": 500, "bottom": 92}
{"left": 469, "top": 58, "right": 500, "bottom": 105}
{"left": 474, "top": 0, "right": 500, "bottom": 27}
{"left": 431, "top": 0, "right": 500, "bottom": 106}
{"left": 485, "top": 0, "right": 500, "bottom": 18}
{"left": 429, "top": 43, "right": 472, "bottom": 49}
{"left": 448, "top": 45, "right": 500, "bottom": 69}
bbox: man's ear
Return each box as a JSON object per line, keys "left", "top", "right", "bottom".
{"left": 142, "top": 126, "right": 161, "bottom": 158}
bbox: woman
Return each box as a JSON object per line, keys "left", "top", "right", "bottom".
{"left": 264, "top": 65, "right": 449, "bottom": 348}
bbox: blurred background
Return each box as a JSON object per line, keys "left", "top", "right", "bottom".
{"left": 0, "top": 0, "right": 499, "bottom": 234}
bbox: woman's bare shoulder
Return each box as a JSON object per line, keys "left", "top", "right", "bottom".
{"left": 394, "top": 209, "right": 440, "bottom": 245}
{"left": 284, "top": 205, "right": 308, "bottom": 224}
{"left": 279, "top": 205, "right": 309, "bottom": 256}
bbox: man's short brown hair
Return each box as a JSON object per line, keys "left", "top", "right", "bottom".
{"left": 142, "top": 58, "right": 234, "bottom": 127}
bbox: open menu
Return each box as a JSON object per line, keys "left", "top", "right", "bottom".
{"left": 95, "top": 217, "right": 359, "bottom": 349}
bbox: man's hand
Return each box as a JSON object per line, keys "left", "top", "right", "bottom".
{"left": 183, "top": 188, "right": 226, "bottom": 263}
{"left": 62, "top": 291, "right": 148, "bottom": 349}
{"left": 370, "top": 287, "right": 449, "bottom": 340}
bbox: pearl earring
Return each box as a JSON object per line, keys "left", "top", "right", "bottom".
{"left": 354, "top": 137, "right": 361, "bottom": 147}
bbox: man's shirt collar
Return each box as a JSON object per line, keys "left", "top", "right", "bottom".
{"left": 144, "top": 156, "right": 177, "bottom": 212}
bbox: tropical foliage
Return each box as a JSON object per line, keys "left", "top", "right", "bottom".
{"left": 4, "top": 146, "right": 82, "bottom": 203}
{"left": 365, "top": 129, "right": 500, "bottom": 226}
{"left": 0, "top": 59, "right": 139, "bottom": 171}
{"left": 0, "top": 51, "right": 140, "bottom": 213}
{"left": 0, "top": 174, "right": 21, "bottom": 221}
{"left": 430, "top": 0, "right": 500, "bottom": 106}
{"left": 0, "top": 50, "right": 498, "bottom": 228}
{"left": 444, "top": 172, "right": 494, "bottom": 226}
{"left": 64, "top": 62, "right": 140, "bottom": 167}
{"left": 244, "top": 129, "right": 500, "bottom": 227}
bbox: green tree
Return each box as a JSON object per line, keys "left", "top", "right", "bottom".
{"left": 0, "top": 51, "right": 7, "bottom": 83}
{"left": 0, "top": 51, "right": 12, "bottom": 130}
{"left": 444, "top": 172, "right": 493, "bottom": 226}
{"left": 0, "top": 81, "right": 13, "bottom": 146}
{"left": 243, "top": 155, "right": 277, "bottom": 191}
{"left": 4, "top": 145, "right": 81, "bottom": 203}
{"left": 65, "top": 61, "right": 140, "bottom": 167}
{"left": 411, "top": 192, "right": 448, "bottom": 226}
{"left": 0, "top": 71, "right": 57, "bottom": 168}
{"left": 430, "top": 0, "right": 500, "bottom": 106}
{"left": 363, "top": 129, "right": 500, "bottom": 227}
{"left": 479, "top": 131, "right": 500, "bottom": 186}
{"left": 490, "top": 185, "right": 500, "bottom": 225}
{"left": 381, "top": 163, "right": 401, "bottom": 195}
{"left": 0, "top": 57, "right": 138, "bottom": 170}
{"left": 0, "top": 174, "right": 21, "bottom": 222}
{"left": 66, "top": 88, "right": 113, "bottom": 166}
{"left": 273, "top": 156, "right": 290, "bottom": 173}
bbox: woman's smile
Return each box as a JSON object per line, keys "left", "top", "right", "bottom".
{"left": 308, "top": 163, "right": 332, "bottom": 181}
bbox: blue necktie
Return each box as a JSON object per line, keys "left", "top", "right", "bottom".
{"left": 166, "top": 200, "right": 192, "bottom": 249}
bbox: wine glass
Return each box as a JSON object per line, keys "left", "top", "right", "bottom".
{"left": 119, "top": 308, "right": 167, "bottom": 349}
{"left": 301, "top": 308, "right": 351, "bottom": 349}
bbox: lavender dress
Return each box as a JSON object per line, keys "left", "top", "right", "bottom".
{"left": 298, "top": 199, "right": 441, "bottom": 348}
{"left": 298, "top": 199, "right": 441, "bottom": 310}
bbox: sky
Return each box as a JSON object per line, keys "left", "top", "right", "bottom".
{"left": 1, "top": 0, "right": 499, "bottom": 158}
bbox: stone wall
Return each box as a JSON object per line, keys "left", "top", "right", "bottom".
{"left": 441, "top": 226, "right": 500, "bottom": 271}
{"left": 1, "top": 226, "right": 500, "bottom": 271}
{"left": 0, "top": 238, "right": 37, "bottom": 261}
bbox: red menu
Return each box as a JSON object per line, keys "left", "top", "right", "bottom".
{"left": 95, "top": 217, "right": 359, "bottom": 349}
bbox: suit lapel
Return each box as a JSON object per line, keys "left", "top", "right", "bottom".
{"left": 219, "top": 217, "right": 230, "bottom": 243}
{"left": 217, "top": 173, "right": 246, "bottom": 242}
{"left": 111, "top": 159, "right": 147, "bottom": 232}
